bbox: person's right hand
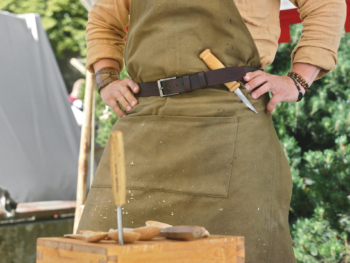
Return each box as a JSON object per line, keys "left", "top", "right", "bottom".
{"left": 100, "top": 78, "right": 140, "bottom": 118}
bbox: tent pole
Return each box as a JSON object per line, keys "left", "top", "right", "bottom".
{"left": 73, "top": 71, "right": 95, "bottom": 234}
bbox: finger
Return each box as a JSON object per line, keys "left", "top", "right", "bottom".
{"left": 120, "top": 85, "right": 138, "bottom": 107}
{"left": 109, "top": 100, "right": 126, "bottom": 118}
{"left": 266, "top": 94, "right": 282, "bottom": 114}
{"left": 251, "top": 82, "right": 272, "bottom": 99}
{"left": 114, "top": 90, "right": 132, "bottom": 111}
{"left": 244, "top": 70, "right": 264, "bottom": 82}
{"left": 125, "top": 78, "right": 140, "bottom": 94}
{"left": 246, "top": 73, "right": 269, "bottom": 91}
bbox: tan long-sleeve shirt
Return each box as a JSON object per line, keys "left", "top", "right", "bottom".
{"left": 86, "top": 0, "right": 346, "bottom": 79}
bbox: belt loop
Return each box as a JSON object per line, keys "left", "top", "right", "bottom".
{"left": 198, "top": 72, "right": 207, "bottom": 88}
{"left": 183, "top": 75, "right": 191, "bottom": 92}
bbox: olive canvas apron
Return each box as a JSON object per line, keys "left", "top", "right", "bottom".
{"left": 79, "top": 1, "right": 296, "bottom": 262}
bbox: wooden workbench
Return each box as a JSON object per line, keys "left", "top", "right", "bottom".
{"left": 37, "top": 235, "right": 245, "bottom": 263}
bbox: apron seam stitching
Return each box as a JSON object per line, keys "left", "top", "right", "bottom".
{"left": 225, "top": 116, "right": 239, "bottom": 196}
{"left": 266, "top": 130, "right": 277, "bottom": 263}
{"left": 90, "top": 186, "right": 228, "bottom": 198}
{"left": 126, "top": 188, "right": 228, "bottom": 198}
{"left": 125, "top": 115, "right": 237, "bottom": 122}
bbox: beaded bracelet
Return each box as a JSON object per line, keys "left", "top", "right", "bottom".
{"left": 288, "top": 72, "right": 310, "bottom": 92}
{"left": 287, "top": 75, "right": 303, "bottom": 102}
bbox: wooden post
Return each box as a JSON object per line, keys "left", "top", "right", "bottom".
{"left": 73, "top": 71, "right": 95, "bottom": 234}
{"left": 90, "top": 90, "right": 96, "bottom": 188}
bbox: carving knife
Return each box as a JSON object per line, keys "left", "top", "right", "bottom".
{"left": 110, "top": 131, "right": 126, "bottom": 245}
{"left": 159, "top": 226, "right": 203, "bottom": 241}
{"left": 200, "top": 49, "right": 258, "bottom": 114}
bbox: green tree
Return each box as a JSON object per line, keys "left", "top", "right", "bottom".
{"left": 0, "top": 0, "right": 88, "bottom": 58}
{"left": 267, "top": 24, "right": 350, "bottom": 261}
{"left": 292, "top": 207, "right": 349, "bottom": 263}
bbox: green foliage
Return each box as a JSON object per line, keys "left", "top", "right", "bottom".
{"left": 304, "top": 137, "right": 350, "bottom": 223}
{"left": 292, "top": 207, "right": 349, "bottom": 263}
{"left": 92, "top": 68, "right": 129, "bottom": 146}
{"left": 267, "top": 24, "right": 350, "bottom": 261}
{"left": 94, "top": 89, "right": 118, "bottom": 147}
{"left": 0, "top": 0, "right": 88, "bottom": 58}
{"left": 270, "top": 27, "right": 350, "bottom": 153}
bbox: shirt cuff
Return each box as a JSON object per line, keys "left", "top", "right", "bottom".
{"left": 86, "top": 44, "right": 124, "bottom": 73}
{"left": 291, "top": 45, "right": 337, "bottom": 80}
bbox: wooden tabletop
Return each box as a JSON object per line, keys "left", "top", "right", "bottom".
{"left": 37, "top": 235, "right": 245, "bottom": 263}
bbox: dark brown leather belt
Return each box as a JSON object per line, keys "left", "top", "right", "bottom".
{"left": 135, "top": 66, "right": 260, "bottom": 97}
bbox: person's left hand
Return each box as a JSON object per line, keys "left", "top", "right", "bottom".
{"left": 244, "top": 71, "right": 305, "bottom": 114}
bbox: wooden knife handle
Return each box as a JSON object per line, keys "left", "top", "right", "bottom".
{"left": 159, "top": 226, "right": 203, "bottom": 241}
{"left": 199, "top": 49, "right": 241, "bottom": 93}
{"left": 109, "top": 131, "right": 126, "bottom": 207}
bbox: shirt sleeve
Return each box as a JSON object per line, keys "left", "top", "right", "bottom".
{"left": 85, "top": 0, "right": 130, "bottom": 73}
{"left": 289, "top": 0, "right": 347, "bottom": 79}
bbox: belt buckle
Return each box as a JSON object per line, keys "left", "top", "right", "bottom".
{"left": 157, "top": 77, "right": 178, "bottom": 97}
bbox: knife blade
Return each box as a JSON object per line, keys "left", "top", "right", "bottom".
{"left": 200, "top": 49, "right": 258, "bottom": 113}
{"left": 109, "top": 131, "right": 126, "bottom": 245}
{"left": 234, "top": 88, "right": 258, "bottom": 113}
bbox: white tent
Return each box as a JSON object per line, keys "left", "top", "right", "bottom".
{"left": 0, "top": 11, "right": 80, "bottom": 202}
{"left": 280, "top": 0, "right": 296, "bottom": 10}
{"left": 79, "top": 0, "right": 95, "bottom": 11}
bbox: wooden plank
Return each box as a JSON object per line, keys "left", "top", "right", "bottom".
{"left": 37, "top": 235, "right": 245, "bottom": 263}
{"left": 37, "top": 249, "right": 43, "bottom": 261}
{"left": 116, "top": 246, "right": 233, "bottom": 263}
{"left": 14, "top": 201, "right": 76, "bottom": 220}
{"left": 37, "top": 246, "right": 106, "bottom": 263}
{"left": 37, "top": 238, "right": 107, "bottom": 255}
{"left": 108, "top": 236, "right": 243, "bottom": 263}
{"left": 17, "top": 201, "right": 76, "bottom": 212}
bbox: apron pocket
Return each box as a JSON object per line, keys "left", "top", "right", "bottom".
{"left": 115, "top": 115, "right": 238, "bottom": 198}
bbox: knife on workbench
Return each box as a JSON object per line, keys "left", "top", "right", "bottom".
{"left": 159, "top": 226, "right": 204, "bottom": 241}
{"left": 110, "top": 131, "right": 126, "bottom": 245}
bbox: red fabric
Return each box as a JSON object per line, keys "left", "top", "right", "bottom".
{"left": 68, "top": 95, "right": 77, "bottom": 103}
{"left": 279, "top": 8, "right": 302, "bottom": 43}
{"left": 279, "top": 0, "right": 350, "bottom": 43}
{"left": 346, "top": 2, "right": 350, "bottom": 33}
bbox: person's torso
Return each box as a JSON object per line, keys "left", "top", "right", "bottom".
{"left": 124, "top": 0, "right": 281, "bottom": 82}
